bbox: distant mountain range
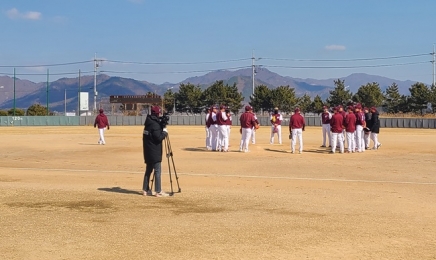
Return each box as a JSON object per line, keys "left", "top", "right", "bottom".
{"left": 0, "top": 68, "right": 420, "bottom": 112}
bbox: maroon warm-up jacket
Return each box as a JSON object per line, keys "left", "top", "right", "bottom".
{"left": 94, "top": 113, "right": 109, "bottom": 129}
{"left": 289, "top": 113, "right": 305, "bottom": 129}
{"left": 330, "top": 113, "right": 344, "bottom": 133}
{"left": 240, "top": 112, "right": 256, "bottom": 128}
{"left": 344, "top": 113, "right": 357, "bottom": 133}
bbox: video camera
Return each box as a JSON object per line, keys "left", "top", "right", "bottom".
{"left": 159, "top": 112, "right": 171, "bottom": 128}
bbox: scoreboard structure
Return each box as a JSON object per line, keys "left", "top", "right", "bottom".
{"left": 109, "top": 94, "right": 163, "bottom": 115}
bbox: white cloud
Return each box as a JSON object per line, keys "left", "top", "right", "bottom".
{"left": 6, "top": 8, "right": 42, "bottom": 20}
{"left": 325, "top": 45, "right": 346, "bottom": 51}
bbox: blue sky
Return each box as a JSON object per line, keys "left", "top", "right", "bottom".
{"left": 1, "top": 0, "right": 435, "bottom": 85}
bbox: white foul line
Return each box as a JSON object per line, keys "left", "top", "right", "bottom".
{"left": 1, "top": 166, "right": 435, "bottom": 186}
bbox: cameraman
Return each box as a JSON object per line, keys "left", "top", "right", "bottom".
{"left": 142, "top": 106, "right": 168, "bottom": 197}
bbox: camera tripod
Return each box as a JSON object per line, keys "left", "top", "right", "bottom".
{"left": 150, "top": 133, "right": 181, "bottom": 196}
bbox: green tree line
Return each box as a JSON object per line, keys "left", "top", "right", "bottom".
{"left": 164, "top": 79, "right": 436, "bottom": 115}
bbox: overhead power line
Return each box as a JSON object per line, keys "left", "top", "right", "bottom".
{"left": 100, "top": 66, "right": 252, "bottom": 75}
{"left": 0, "top": 71, "right": 94, "bottom": 76}
{"left": 261, "top": 53, "right": 430, "bottom": 62}
{"left": 262, "top": 61, "right": 430, "bottom": 69}
{"left": 104, "top": 58, "right": 252, "bottom": 65}
{"left": 0, "top": 60, "right": 93, "bottom": 68}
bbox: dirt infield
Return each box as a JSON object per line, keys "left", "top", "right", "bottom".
{"left": 1, "top": 125, "right": 435, "bottom": 260}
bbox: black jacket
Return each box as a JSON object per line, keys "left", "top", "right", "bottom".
{"left": 364, "top": 112, "right": 372, "bottom": 128}
{"left": 143, "top": 115, "right": 167, "bottom": 164}
{"left": 369, "top": 111, "right": 380, "bottom": 134}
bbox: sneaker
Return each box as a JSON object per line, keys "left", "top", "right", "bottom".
{"left": 155, "top": 191, "right": 169, "bottom": 197}
{"left": 299, "top": 151, "right": 302, "bottom": 154}
{"left": 143, "top": 190, "right": 153, "bottom": 196}
{"left": 329, "top": 151, "right": 335, "bottom": 154}
{"left": 371, "top": 147, "right": 377, "bottom": 150}
{"left": 377, "top": 143, "right": 382, "bottom": 149}
{"left": 320, "top": 145, "right": 326, "bottom": 147}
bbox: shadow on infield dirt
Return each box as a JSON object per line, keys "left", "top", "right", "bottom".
{"left": 98, "top": 187, "right": 143, "bottom": 195}
{"left": 264, "top": 148, "right": 289, "bottom": 153}
{"left": 182, "top": 147, "right": 209, "bottom": 152}
{"left": 304, "top": 149, "right": 331, "bottom": 154}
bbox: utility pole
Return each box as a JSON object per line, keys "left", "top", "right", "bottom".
{"left": 432, "top": 44, "right": 435, "bottom": 86}
{"left": 13, "top": 68, "right": 16, "bottom": 116}
{"left": 78, "top": 69, "right": 81, "bottom": 116}
{"left": 64, "top": 88, "right": 67, "bottom": 115}
{"left": 93, "top": 53, "right": 101, "bottom": 115}
{"left": 252, "top": 50, "right": 255, "bottom": 96}
{"left": 46, "top": 69, "right": 49, "bottom": 116}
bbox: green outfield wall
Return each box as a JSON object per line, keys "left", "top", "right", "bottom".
{"left": 0, "top": 115, "right": 435, "bottom": 128}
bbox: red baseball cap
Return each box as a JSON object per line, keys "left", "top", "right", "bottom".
{"left": 151, "top": 106, "right": 161, "bottom": 115}
{"left": 323, "top": 105, "right": 328, "bottom": 109}
{"left": 294, "top": 108, "right": 300, "bottom": 113}
{"left": 245, "top": 105, "right": 252, "bottom": 111}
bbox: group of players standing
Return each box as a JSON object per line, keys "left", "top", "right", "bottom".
{"left": 321, "top": 104, "right": 382, "bottom": 154}
{"left": 204, "top": 102, "right": 381, "bottom": 154}
{"left": 205, "top": 105, "right": 259, "bottom": 152}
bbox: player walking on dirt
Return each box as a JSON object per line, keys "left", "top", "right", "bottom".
{"left": 94, "top": 109, "right": 110, "bottom": 145}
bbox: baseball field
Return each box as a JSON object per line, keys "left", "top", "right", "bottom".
{"left": 0, "top": 125, "right": 435, "bottom": 260}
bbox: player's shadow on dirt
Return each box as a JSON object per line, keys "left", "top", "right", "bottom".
{"left": 182, "top": 147, "right": 209, "bottom": 152}
{"left": 264, "top": 148, "right": 289, "bottom": 153}
{"left": 79, "top": 143, "right": 101, "bottom": 146}
{"left": 305, "top": 149, "right": 331, "bottom": 154}
{"left": 98, "top": 187, "right": 143, "bottom": 195}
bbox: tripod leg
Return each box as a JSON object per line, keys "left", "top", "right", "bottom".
{"left": 165, "top": 136, "right": 175, "bottom": 195}
{"left": 166, "top": 135, "right": 181, "bottom": 193}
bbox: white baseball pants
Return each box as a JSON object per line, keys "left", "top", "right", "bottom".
{"left": 270, "top": 125, "right": 282, "bottom": 144}
{"left": 240, "top": 128, "right": 253, "bottom": 152}
{"left": 322, "top": 124, "right": 331, "bottom": 146}
{"left": 291, "top": 128, "right": 303, "bottom": 153}
{"left": 331, "top": 132, "right": 344, "bottom": 153}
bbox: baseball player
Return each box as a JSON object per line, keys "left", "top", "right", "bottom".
{"left": 206, "top": 106, "right": 219, "bottom": 151}
{"left": 354, "top": 104, "right": 366, "bottom": 153}
{"left": 363, "top": 107, "right": 371, "bottom": 150}
{"left": 225, "top": 107, "right": 232, "bottom": 147}
{"left": 216, "top": 105, "right": 229, "bottom": 152}
{"left": 330, "top": 107, "right": 344, "bottom": 154}
{"left": 320, "top": 105, "right": 332, "bottom": 147}
{"left": 338, "top": 105, "right": 346, "bottom": 145}
{"left": 239, "top": 105, "right": 257, "bottom": 152}
{"left": 205, "top": 107, "right": 211, "bottom": 150}
{"left": 344, "top": 106, "right": 357, "bottom": 153}
{"left": 289, "top": 107, "right": 305, "bottom": 154}
{"left": 270, "top": 107, "right": 283, "bottom": 144}
{"left": 369, "top": 107, "right": 382, "bottom": 150}
{"left": 251, "top": 111, "right": 259, "bottom": 144}
{"left": 94, "top": 108, "right": 110, "bottom": 145}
